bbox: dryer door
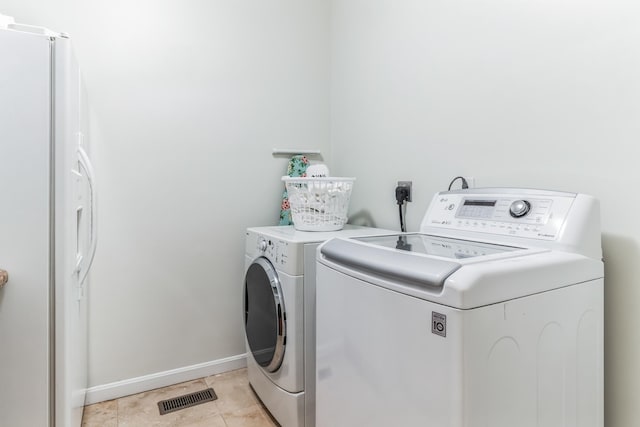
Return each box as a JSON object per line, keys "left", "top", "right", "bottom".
{"left": 244, "top": 257, "right": 286, "bottom": 373}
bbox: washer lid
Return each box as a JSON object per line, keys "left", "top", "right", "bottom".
{"left": 355, "top": 234, "right": 523, "bottom": 260}
{"left": 319, "top": 234, "right": 537, "bottom": 291}
{"left": 319, "top": 235, "right": 602, "bottom": 309}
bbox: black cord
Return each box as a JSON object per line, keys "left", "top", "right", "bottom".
{"left": 395, "top": 186, "right": 409, "bottom": 232}
{"left": 448, "top": 176, "right": 469, "bottom": 191}
{"left": 398, "top": 203, "right": 406, "bottom": 232}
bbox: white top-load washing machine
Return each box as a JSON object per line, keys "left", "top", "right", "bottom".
{"left": 315, "top": 188, "right": 604, "bottom": 427}
{"left": 244, "top": 225, "right": 394, "bottom": 427}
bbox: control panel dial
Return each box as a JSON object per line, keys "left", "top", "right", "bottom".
{"left": 257, "top": 237, "right": 268, "bottom": 252}
{"left": 509, "top": 200, "right": 531, "bottom": 218}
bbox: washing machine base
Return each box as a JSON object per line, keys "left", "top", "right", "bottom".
{"left": 247, "top": 355, "right": 304, "bottom": 427}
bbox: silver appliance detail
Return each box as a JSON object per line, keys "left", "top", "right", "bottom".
{"left": 509, "top": 199, "right": 531, "bottom": 217}
{"left": 244, "top": 257, "right": 287, "bottom": 373}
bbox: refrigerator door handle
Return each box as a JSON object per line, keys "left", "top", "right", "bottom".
{"left": 77, "top": 145, "right": 97, "bottom": 286}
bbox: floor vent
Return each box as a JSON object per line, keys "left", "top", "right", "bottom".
{"left": 157, "top": 388, "right": 218, "bottom": 415}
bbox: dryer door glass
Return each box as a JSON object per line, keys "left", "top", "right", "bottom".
{"left": 244, "top": 257, "right": 286, "bottom": 373}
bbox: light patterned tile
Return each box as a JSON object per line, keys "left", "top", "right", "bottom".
{"left": 117, "top": 378, "right": 222, "bottom": 427}
{"left": 84, "top": 369, "right": 278, "bottom": 426}
{"left": 255, "top": 405, "right": 279, "bottom": 427}
{"left": 177, "top": 413, "right": 228, "bottom": 427}
{"left": 82, "top": 400, "right": 117, "bottom": 427}
{"left": 222, "top": 404, "right": 277, "bottom": 427}
{"left": 204, "top": 368, "right": 260, "bottom": 416}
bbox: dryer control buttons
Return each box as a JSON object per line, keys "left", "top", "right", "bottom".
{"left": 257, "top": 237, "right": 268, "bottom": 252}
{"left": 509, "top": 200, "right": 531, "bottom": 218}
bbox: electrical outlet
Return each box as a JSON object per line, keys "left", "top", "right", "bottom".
{"left": 397, "top": 181, "right": 412, "bottom": 202}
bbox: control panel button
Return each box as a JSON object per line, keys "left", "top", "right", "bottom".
{"left": 509, "top": 200, "right": 531, "bottom": 218}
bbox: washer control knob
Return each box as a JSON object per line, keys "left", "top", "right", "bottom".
{"left": 509, "top": 200, "right": 531, "bottom": 218}
{"left": 257, "top": 238, "right": 268, "bottom": 252}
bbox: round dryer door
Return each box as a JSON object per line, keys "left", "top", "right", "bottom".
{"left": 244, "top": 257, "right": 286, "bottom": 373}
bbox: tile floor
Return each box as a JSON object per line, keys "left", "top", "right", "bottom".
{"left": 82, "top": 368, "right": 279, "bottom": 427}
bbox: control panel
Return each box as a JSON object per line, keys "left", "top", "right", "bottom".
{"left": 253, "top": 236, "right": 291, "bottom": 267}
{"left": 424, "top": 192, "right": 576, "bottom": 240}
{"left": 245, "top": 231, "right": 307, "bottom": 276}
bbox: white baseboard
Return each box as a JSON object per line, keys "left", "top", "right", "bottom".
{"left": 85, "top": 353, "right": 248, "bottom": 405}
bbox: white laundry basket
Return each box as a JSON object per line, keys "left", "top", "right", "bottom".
{"left": 282, "top": 177, "right": 355, "bottom": 231}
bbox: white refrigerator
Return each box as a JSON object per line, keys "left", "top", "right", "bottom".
{"left": 0, "top": 15, "right": 97, "bottom": 427}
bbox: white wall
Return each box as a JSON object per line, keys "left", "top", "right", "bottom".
{"left": 3, "top": 0, "right": 638, "bottom": 424}
{"left": 1, "top": 0, "right": 329, "bottom": 387}
{"left": 330, "top": 1, "right": 640, "bottom": 425}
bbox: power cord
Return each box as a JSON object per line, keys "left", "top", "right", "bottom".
{"left": 448, "top": 176, "right": 469, "bottom": 191}
{"left": 395, "top": 186, "right": 410, "bottom": 232}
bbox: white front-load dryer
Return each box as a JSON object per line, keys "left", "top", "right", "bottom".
{"left": 243, "top": 225, "right": 394, "bottom": 427}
